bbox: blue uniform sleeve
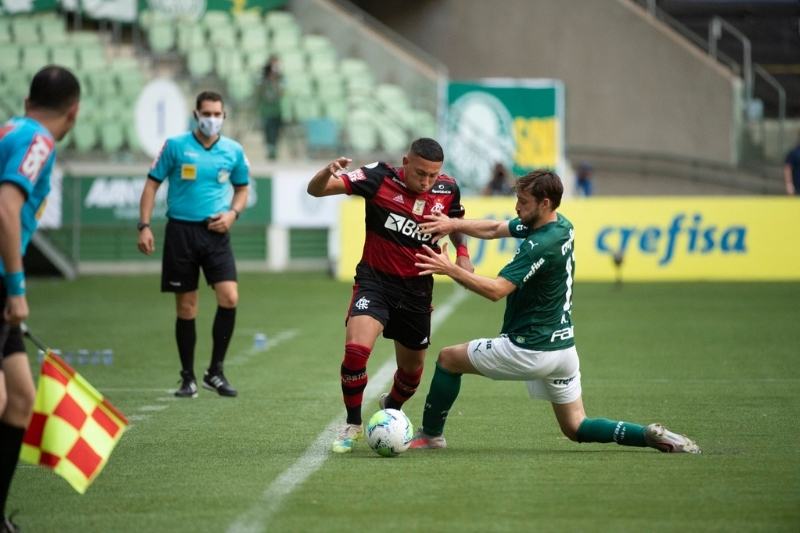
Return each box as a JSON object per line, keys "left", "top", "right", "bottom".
{"left": 508, "top": 217, "right": 530, "bottom": 238}
{"left": 0, "top": 126, "right": 55, "bottom": 199}
{"left": 148, "top": 139, "right": 174, "bottom": 182}
{"left": 230, "top": 146, "right": 250, "bottom": 186}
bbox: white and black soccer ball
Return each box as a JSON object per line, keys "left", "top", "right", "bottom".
{"left": 366, "top": 408, "right": 413, "bottom": 457}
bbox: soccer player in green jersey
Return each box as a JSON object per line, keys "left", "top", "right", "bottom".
{"left": 410, "top": 170, "right": 701, "bottom": 453}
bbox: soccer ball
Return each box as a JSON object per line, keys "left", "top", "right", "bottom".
{"left": 366, "top": 408, "right": 413, "bottom": 457}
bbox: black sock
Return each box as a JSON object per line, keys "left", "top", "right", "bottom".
{"left": 0, "top": 421, "right": 25, "bottom": 518}
{"left": 210, "top": 306, "right": 236, "bottom": 374}
{"left": 175, "top": 318, "right": 196, "bottom": 376}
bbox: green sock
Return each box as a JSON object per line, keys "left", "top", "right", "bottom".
{"left": 576, "top": 418, "right": 647, "bottom": 447}
{"left": 421, "top": 363, "right": 462, "bottom": 437}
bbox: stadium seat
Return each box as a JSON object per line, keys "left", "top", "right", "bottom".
{"left": 411, "top": 110, "right": 437, "bottom": 138}
{"left": 215, "top": 48, "right": 245, "bottom": 79}
{"left": 240, "top": 25, "right": 268, "bottom": 54}
{"left": 21, "top": 46, "right": 50, "bottom": 75}
{"left": 322, "top": 99, "right": 348, "bottom": 122}
{"left": 233, "top": 10, "right": 262, "bottom": 31}
{"left": 51, "top": 46, "right": 79, "bottom": 72}
{"left": 177, "top": 26, "right": 206, "bottom": 54}
{"left": 188, "top": 49, "right": 213, "bottom": 79}
{"left": 0, "top": 18, "right": 11, "bottom": 44}
{"left": 87, "top": 71, "right": 118, "bottom": 100}
{"left": 208, "top": 24, "right": 236, "bottom": 49}
{"left": 378, "top": 125, "right": 408, "bottom": 153}
{"left": 294, "top": 97, "right": 322, "bottom": 121}
{"left": 340, "top": 58, "right": 370, "bottom": 78}
{"left": 11, "top": 16, "right": 39, "bottom": 46}
{"left": 284, "top": 73, "right": 314, "bottom": 97}
{"left": 277, "top": 50, "right": 305, "bottom": 76}
{"left": 302, "top": 34, "right": 333, "bottom": 55}
{"left": 304, "top": 117, "right": 341, "bottom": 156}
{"left": 316, "top": 77, "right": 346, "bottom": 102}
{"left": 39, "top": 17, "right": 68, "bottom": 45}
{"left": 0, "top": 44, "right": 20, "bottom": 71}
{"left": 202, "top": 11, "right": 231, "bottom": 28}
{"left": 347, "top": 119, "right": 378, "bottom": 154}
{"left": 227, "top": 72, "right": 256, "bottom": 103}
{"left": 308, "top": 53, "right": 337, "bottom": 78}
{"left": 271, "top": 25, "right": 301, "bottom": 53}
{"left": 72, "top": 120, "right": 98, "bottom": 152}
{"left": 100, "top": 122, "right": 125, "bottom": 154}
{"left": 78, "top": 45, "right": 107, "bottom": 71}
{"left": 70, "top": 31, "right": 102, "bottom": 46}
{"left": 264, "top": 10, "right": 297, "bottom": 33}
{"left": 148, "top": 19, "right": 175, "bottom": 54}
{"left": 244, "top": 49, "right": 271, "bottom": 74}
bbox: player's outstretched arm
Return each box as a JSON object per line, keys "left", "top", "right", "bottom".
{"left": 420, "top": 211, "right": 511, "bottom": 241}
{"left": 307, "top": 157, "right": 352, "bottom": 197}
{"left": 415, "top": 243, "right": 515, "bottom": 301}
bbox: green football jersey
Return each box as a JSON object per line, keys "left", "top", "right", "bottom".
{"left": 498, "top": 213, "right": 576, "bottom": 350}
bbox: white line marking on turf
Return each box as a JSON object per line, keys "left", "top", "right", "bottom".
{"left": 227, "top": 329, "right": 300, "bottom": 367}
{"left": 138, "top": 405, "right": 168, "bottom": 412}
{"left": 227, "top": 287, "right": 469, "bottom": 533}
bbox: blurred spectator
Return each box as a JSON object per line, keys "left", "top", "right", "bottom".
{"left": 783, "top": 134, "right": 800, "bottom": 195}
{"left": 259, "top": 55, "right": 283, "bottom": 160}
{"left": 482, "top": 162, "right": 513, "bottom": 196}
{"left": 575, "top": 161, "right": 593, "bottom": 197}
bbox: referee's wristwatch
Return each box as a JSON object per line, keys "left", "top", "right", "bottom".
{"left": 137, "top": 221, "right": 151, "bottom": 231}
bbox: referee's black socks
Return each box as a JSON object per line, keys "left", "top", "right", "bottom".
{"left": 210, "top": 306, "right": 236, "bottom": 374}
{"left": 175, "top": 317, "right": 196, "bottom": 377}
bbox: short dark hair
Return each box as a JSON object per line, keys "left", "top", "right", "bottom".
{"left": 196, "top": 91, "right": 224, "bottom": 110}
{"left": 27, "top": 65, "right": 80, "bottom": 112}
{"left": 409, "top": 137, "right": 444, "bottom": 162}
{"left": 516, "top": 170, "right": 564, "bottom": 209}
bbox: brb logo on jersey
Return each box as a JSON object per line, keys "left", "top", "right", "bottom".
{"left": 384, "top": 213, "right": 433, "bottom": 242}
{"left": 19, "top": 134, "right": 53, "bottom": 182}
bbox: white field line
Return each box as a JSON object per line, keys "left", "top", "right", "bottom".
{"left": 227, "top": 287, "right": 470, "bottom": 533}
{"left": 113, "top": 329, "right": 299, "bottom": 432}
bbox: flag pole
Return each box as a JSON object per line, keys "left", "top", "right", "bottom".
{"left": 20, "top": 323, "right": 48, "bottom": 352}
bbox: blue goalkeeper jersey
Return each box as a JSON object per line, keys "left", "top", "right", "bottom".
{"left": 148, "top": 132, "right": 249, "bottom": 222}
{"left": 0, "top": 117, "right": 57, "bottom": 276}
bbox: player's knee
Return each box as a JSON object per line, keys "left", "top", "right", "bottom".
{"left": 560, "top": 424, "right": 580, "bottom": 442}
{"left": 436, "top": 346, "right": 459, "bottom": 372}
{"left": 219, "top": 292, "right": 238, "bottom": 308}
{"left": 177, "top": 301, "right": 197, "bottom": 319}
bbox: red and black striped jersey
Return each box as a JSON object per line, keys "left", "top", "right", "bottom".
{"left": 342, "top": 161, "right": 465, "bottom": 293}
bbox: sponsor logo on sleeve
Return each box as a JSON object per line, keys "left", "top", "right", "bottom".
{"left": 18, "top": 134, "right": 54, "bottom": 182}
{"left": 347, "top": 169, "right": 367, "bottom": 181}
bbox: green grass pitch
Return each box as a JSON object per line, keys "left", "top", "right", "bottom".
{"left": 9, "top": 274, "right": 800, "bottom": 532}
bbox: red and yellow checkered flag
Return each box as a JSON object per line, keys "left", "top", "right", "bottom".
{"left": 19, "top": 350, "right": 128, "bottom": 494}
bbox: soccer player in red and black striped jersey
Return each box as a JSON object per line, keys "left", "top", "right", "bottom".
{"left": 307, "top": 138, "right": 473, "bottom": 453}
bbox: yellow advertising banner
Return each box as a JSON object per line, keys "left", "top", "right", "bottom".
{"left": 337, "top": 197, "right": 800, "bottom": 282}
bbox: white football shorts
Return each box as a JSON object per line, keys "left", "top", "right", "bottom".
{"left": 466, "top": 336, "right": 582, "bottom": 404}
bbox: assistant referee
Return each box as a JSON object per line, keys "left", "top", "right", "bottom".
{"left": 137, "top": 90, "right": 249, "bottom": 398}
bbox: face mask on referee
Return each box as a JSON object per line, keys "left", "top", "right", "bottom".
{"left": 195, "top": 113, "right": 224, "bottom": 137}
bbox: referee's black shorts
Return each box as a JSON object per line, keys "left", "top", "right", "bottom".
{"left": 0, "top": 279, "right": 27, "bottom": 359}
{"left": 161, "top": 219, "right": 237, "bottom": 293}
